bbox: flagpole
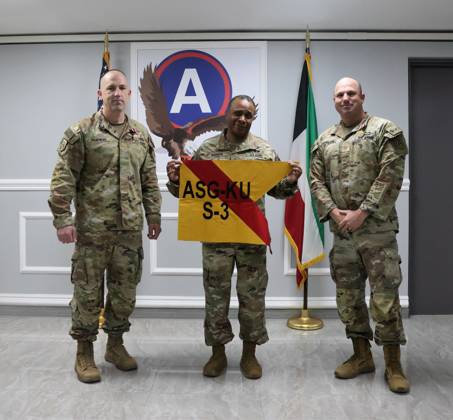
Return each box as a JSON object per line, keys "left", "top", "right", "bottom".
{"left": 104, "top": 31, "right": 109, "bottom": 55}
{"left": 287, "top": 271, "right": 323, "bottom": 330}
{"left": 98, "top": 31, "right": 110, "bottom": 330}
{"left": 287, "top": 27, "right": 323, "bottom": 331}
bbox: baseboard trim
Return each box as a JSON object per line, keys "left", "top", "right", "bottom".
{"left": 0, "top": 293, "right": 409, "bottom": 309}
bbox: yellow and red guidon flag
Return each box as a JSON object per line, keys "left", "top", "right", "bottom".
{"left": 178, "top": 160, "right": 291, "bottom": 245}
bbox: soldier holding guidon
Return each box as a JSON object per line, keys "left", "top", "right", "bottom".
{"left": 167, "top": 95, "right": 302, "bottom": 379}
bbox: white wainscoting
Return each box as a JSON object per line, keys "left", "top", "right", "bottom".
{"left": 5, "top": 178, "right": 410, "bottom": 309}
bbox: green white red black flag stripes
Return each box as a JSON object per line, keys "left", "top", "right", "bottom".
{"left": 284, "top": 47, "right": 324, "bottom": 286}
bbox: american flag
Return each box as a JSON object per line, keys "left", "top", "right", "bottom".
{"left": 97, "top": 32, "right": 111, "bottom": 111}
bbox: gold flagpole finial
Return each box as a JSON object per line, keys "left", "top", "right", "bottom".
{"left": 103, "top": 32, "right": 111, "bottom": 70}
{"left": 103, "top": 32, "right": 109, "bottom": 52}
{"left": 305, "top": 26, "right": 311, "bottom": 52}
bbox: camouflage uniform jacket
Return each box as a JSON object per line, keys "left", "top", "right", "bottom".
{"left": 49, "top": 111, "right": 161, "bottom": 232}
{"left": 310, "top": 115, "right": 407, "bottom": 234}
{"left": 167, "top": 131, "right": 298, "bottom": 211}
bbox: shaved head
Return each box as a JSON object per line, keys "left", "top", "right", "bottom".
{"left": 97, "top": 69, "right": 131, "bottom": 123}
{"left": 334, "top": 77, "right": 363, "bottom": 96}
{"left": 100, "top": 69, "right": 128, "bottom": 89}
{"left": 333, "top": 77, "right": 366, "bottom": 126}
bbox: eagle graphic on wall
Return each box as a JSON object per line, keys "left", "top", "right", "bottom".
{"left": 139, "top": 64, "right": 227, "bottom": 159}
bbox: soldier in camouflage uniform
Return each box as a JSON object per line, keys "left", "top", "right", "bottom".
{"left": 49, "top": 69, "right": 162, "bottom": 383}
{"left": 167, "top": 95, "right": 302, "bottom": 379}
{"left": 310, "top": 77, "right": 410, "bottom": 393}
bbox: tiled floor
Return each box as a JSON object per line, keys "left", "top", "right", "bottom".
{"left": 0, "top": 314, "right": 452, "bottom": 420}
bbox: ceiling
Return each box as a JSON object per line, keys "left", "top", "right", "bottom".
{"left": 2, "top": 0, "right": 453, "bottom": 36}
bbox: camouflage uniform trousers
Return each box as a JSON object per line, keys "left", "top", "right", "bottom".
{"left": 202, "top": 243, "right": 269, "bottom": 346}
{"left": 329, "top": 229, "right": 406, "bottom": 346}
{"left": 70, "top": 231, "right": 143, "bottom": 342}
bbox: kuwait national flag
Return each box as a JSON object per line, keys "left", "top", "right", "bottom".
{"left": 284, "top": 46, "right": 324, "bottom": 287}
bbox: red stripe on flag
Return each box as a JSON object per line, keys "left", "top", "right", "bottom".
{"left": 284, "top": 191, "right": 306, "bottom": 286}
{"left": 185, "top": 160, "right": 271, "bottom": 245}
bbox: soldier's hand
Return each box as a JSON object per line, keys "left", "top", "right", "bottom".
{"left": 166, "top": 160, "right": 181, "bottom": 183}
{"left": 330, "top": 208, "right": 346, "bottom": 225}
{"left": 338, "top": 209, "right": 369, "bottom": 233}
{"left": 57, "top": 225, "right": 77, "bottom": 244}
{"left": 286, "top": 161, "right": 302, "bottom": 184}
{"left": 147, "top": 223, "right": 161, "bottom": 240}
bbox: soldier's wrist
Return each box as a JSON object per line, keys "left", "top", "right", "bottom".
{"left": 359, "top": 209, "right": 369, "bottom": 217}
{"left": 359, "top": 204, "right": 372, "bottom": 216}
{"left": 53, "top": 217, "right": 74, "bottom": 230}
{"left": 146, "top": 214, "right": 161, "bottom": 225}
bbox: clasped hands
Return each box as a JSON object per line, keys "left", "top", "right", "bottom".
{"left": 330, "top": 208, "right": 368, "bottom": 234}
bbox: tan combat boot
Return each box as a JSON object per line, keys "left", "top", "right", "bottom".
{"left": 335, "top": 337, "right": 375, "bottom": 379}
{"left": 75, "top": 340, "right": 101, "bottom": 383}
{"left": 384, "top": 344, "right": 410, "bottom": 393}
{"left": 105, "top": 335, "right": 138, "bottom": 371}
{"left": 203, "top": 344, "right": 227, "bottom": 377}
{"left": 240, "top": 341, "right": 262, "bottom": 379}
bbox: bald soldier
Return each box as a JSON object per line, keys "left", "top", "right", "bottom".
{"left": 49, "top": 69, "right": 161, "bottom": 383}
{"left": 310, "top": 77, "right": 410, "bottom": 393}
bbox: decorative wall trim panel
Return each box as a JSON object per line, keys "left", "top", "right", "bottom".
{"left": 283, "top": 237, "right": 330, "bottom": 277}
{"left": 19, "top": 211, "right": 70, "bottom": 274}
{"left": 149, "top": 212, "right": 205, "bottom": 275}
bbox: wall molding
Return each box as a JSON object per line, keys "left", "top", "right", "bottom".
{"left": 151, "top": 214, "right": 330, "bottom": 278}
{"left": 0, "top": 293, "right": 409, "bottom": 309}
{"left": 0, "top": 178, "right": 169, "bottom": 191}
{"left": 19, "top": 211, "right": 70, "bottom": 274}
{"left": 149, "top": 211, "right": 238, "bottom": 276}
{"left": 0, "top": 179, "right": 50, "bottom": 191}
{"left": 0, "top": 178, "right": 411, "bottom": 192}
{"left": 283, "top": 235, "right": 330, "bottom": 277}
{"left": 150, "top": 212, "right": 204, "bottom": 276}
{"left": 2, "top": 31, "right": 453, "bottom": 45}
{"left": 18, "top": 210, "right": 210, "bottom": 276}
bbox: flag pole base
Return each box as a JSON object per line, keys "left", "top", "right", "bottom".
{"left": 287, "top": 309, "right": 323, "bottom": 331}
